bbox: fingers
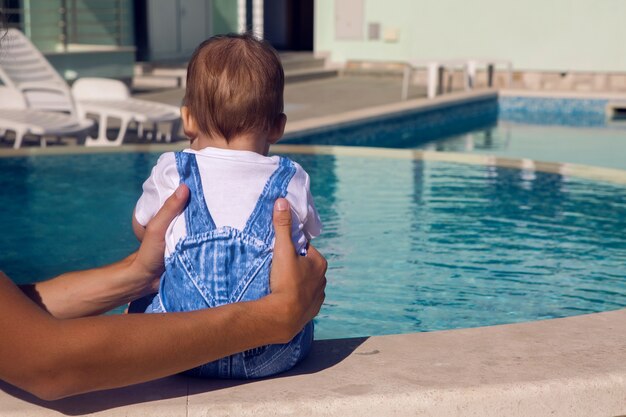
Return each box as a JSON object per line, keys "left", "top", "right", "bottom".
{"left": 145, "top": 184, "right": 189, "bottom": 236}
{"left": 304, "top": 244, "right": 328, "bottom": 276}
{"left": 314, "top": 288, "right": 326, "bottom": 316}
{"left": 131, "top": 184, "right": 190, "bottom": 287}
{"left": 302, "top": 276, "right": 326, "bottom": 323}
{"left": 273, "top": 198, "right": 296, "bottom": 259}
{"left": 269, "top": 199, "right": 328, "bottom": 330}
{"left": 300, "top": 243, "right": 327, "bottom": 320}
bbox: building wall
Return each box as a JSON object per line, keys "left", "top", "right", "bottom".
{"left": 142, "top": 0, "right": 238, "bottom": 61}
{"left": 22, "top": 0, "right": 63, "bottom": 51}
{"left": 15, "top": 0, "right": 239, "bottom": 79}
{"left": 315, "top": 0, "right": 626, "bottom": 73}
{"left": 69, "top": 0, "right": 135, "bottom": 46}
{"left": 22, "top": 0, "right": 134, "bottom": 52}
{"left": 17, "top": 0, "right": 135, "bottom": 81}
{"left": 212, "top": 0, "right": 238, "bottom": 34}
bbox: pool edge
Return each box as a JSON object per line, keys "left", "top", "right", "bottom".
{"left": 1, "top": 142, "right": 625, "bottom": 186}
{"left": 1, "top": 308, "right": 625, "bottom": 416}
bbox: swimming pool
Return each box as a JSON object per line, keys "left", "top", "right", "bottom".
{"left": 420, "top": 122, "right": 626, "bottom": 170}
{"left": 1, "top": 148, "right": 625, "bottom": 340}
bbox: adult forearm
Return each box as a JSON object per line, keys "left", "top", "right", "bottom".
{"left": 20, "top": 254, "right": 152, "bottom": 319}
{"left": 19, "top": 185, "right": 191, "bottom": 320}
{"left": 1, "top": 195, "right": 326, "bottom": 400}
{"left": 7, "top": 297, "right": 285, "bottom": 400}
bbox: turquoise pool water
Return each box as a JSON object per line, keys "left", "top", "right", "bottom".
{"left": 1, "top": 149, "right": 625, "bottom": 339}
{"left": 418, "top": 122, "right": 626, "bottom": 170}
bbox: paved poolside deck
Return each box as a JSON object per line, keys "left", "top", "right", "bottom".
{"left": 136, "top": 75, "right": 428, "bottom": 123}
{"left": 0, "top": 75, "right": 429, "bottom": 148}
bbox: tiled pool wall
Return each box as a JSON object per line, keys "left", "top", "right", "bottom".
{"left": 283, "top": 96, "right": 498, "bottom": 148}
{"left": 284, "top": 92, "right": 626, "bottom": 149}
{"left": 498, "top": 95, "right": 611, "bottom": 127}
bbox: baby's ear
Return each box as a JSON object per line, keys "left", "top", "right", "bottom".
{"left": 181, "top": 106, "right": 199, "bottom": 141}
{"left": 268, "top": 113, "right": 287, "bottom": 144}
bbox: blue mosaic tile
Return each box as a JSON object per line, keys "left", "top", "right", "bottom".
{"left": 498, "top": 96, "right": 609, "bottom": 127}
{"left": 284, "top": 95, "right": 625, "bottom": 149}
{"left": 284, "top": 97, "right": 498, "bottom": 148}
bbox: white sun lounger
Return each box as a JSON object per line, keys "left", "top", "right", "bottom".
{"left": 0, "top": 29, "right": 180, "bottom": 147}
{"left": 72, "top": 77, "right": 181, "bottom": 146}
{"left": 0, "top": 87, "right": 93, "bottom": 148}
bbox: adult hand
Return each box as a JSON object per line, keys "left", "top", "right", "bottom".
{"left": 18, "top": 184, "right": 190, "bottom": 319}
{"left": 128, "top": 184, "right": 189, "bottom": 294}
{"left": 2, "top": 191, "right": 323, "bottom": 400}
{"left": 267, "top": 198, "right": 327, "bottom": 342}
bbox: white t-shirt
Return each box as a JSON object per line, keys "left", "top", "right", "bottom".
{"left": 135, "top": 147, "right": 322, "bottom": 257}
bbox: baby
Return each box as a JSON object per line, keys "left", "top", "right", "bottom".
{"left": 130, "top": 33, "right": 321, "bottom": 379}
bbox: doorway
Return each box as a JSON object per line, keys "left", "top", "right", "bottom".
{"left": 135, "top": 0, "right": 214, "bottom": 62}
{"left": 263, "top": 0, "right": 313, "bottom": 51}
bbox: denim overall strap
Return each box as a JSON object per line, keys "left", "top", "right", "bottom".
{"left": 243, "top": 157, "right": 296, "bottom": 245}
{"left": 175, "top": 152, "right": 216, "bottom": 235}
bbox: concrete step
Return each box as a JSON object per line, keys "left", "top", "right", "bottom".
{"left": 343, "top": 60, "right": 407, "bottom": 80}
{"left": 135, "top": 53, "right": 326, "bottom": 76}
{"left": 280, "top": 53, "right": 326, "bottom": 72}
{"left": 134, "top": 67, "right": 339, "bottom": 91}
{"left": 136, "top": 53, "right": 327, "bottom": 72}
{"left": 134, "top": 62, "right": 185, "bottom": 76}
{"left": 132, "top": 75, "right": 183, "bottom": 92}
{"left": 285, "top": 67, "right": 339, "bottom": 83}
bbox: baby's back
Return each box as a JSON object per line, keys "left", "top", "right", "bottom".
{"left": 134, "top": 148, "right": 321, "bottom": 258}
{"left": 134, "top": 149, "right": 320, "bottom": 378}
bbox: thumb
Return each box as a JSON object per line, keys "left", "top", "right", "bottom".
{"left": 273, "top": 198, "right": 295, "bottom": 257}
{"left": 146, "top": 184, "right": 189, "bottom": 236}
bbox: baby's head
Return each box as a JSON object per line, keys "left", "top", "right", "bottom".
{"left": 182, "top": 33, "right": 285, "bottom": 152}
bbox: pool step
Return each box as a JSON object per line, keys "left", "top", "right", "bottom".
{"left": 285, "top": 68, "right": 339, "bottom": 83}
{"left": 280, "top": 53, "right": 327, "bottom": 72}
{"left": 606, "top": 101, "right": 626, "bottom": 122}
{"left": 133, "top": 53, "right": 335, "bottom": 92}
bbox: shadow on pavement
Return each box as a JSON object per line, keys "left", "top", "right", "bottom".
{"left": 0, "top": 337, "right": 368, "bottom": 415}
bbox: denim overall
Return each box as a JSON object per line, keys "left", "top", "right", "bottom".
{"left": 143, "top": 152, "right": 313, "bottom": 379}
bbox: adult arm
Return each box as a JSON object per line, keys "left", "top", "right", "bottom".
{"left": 18, "top": 185, "right": 190, "bottom": 320}
{"left": 132, "top": 152, "right": 179, "bottom": 243}
{"left": 0, "top": 191, "right": 326, "bottom": 400}
{"left": 18, "top": 253, "right": 153, "bottom": 320}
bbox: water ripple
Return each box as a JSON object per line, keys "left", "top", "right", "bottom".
{"left": 1, "top": 152, "right": 625, "bottom": 340}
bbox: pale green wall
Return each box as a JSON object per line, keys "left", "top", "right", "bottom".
{"left": 212, "top": 0, "right": 238, "bottom": 34}
{"left": 315, "top": 0, "right": 626, "bottom": 72}
{"left": 19, "top": 0, "right": 134, "bottom": 80}
{"left": 47, "top": 50, "right": 135, "bottom": 81}
{"left": 22, "top": 0, "right": 59, "bottom": 51}
{"left": 69, "top": 0, "right": 135, "bottom": 46}
{"left": 23, "top": 0, "right": 134, "bottom": 52}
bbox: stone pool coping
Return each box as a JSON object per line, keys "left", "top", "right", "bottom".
{"left": 282, "top": 89, "right": 498, "bottom": 140}
{"left": 500, "top": 88, "right": 626, "bottom": 100}
{"left": 1, "top": 308, "right": 625, "bottom": 416}
{"left": 1, "top": 90, "right": 625, "bottom": 415}
{"left": 3, "top": 142, "right": 626, "bottom": 187}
